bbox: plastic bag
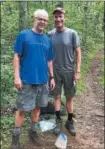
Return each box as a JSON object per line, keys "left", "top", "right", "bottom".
{"left": 38, "top": 119, "right": 56, "bottom": 132}
{"left": 55, "top": 132, "right": 67, "bottom": 149}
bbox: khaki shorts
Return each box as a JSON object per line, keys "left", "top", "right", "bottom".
{"left": 51, "top": 70, "right": 76, "bottom": 98}
{"left": 16, "top": 83, "right": 49, "bottom": 111}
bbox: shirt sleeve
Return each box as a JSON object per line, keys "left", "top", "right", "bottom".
{"left": 14, "top": 32, "right": 24, "bottom": 55}
{"left": 47, "top": 39, "right": 54, "bottom": 61}
{"left": 72, "top": 31, "right": 80, "bottom": 48}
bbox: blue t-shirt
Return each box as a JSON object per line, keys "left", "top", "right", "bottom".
{"left": 14, "top": 29, "right": 54, "bottom": 84}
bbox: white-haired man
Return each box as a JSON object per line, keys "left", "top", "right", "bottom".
{"left": 11, "top": 9, "right": 55, "bottom": 149}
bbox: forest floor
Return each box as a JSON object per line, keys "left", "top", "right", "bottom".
{"left": 21, "top": 49, "right": 104, "bottom": 149}
{"left": 3, "top": 49, "right": 104, "bottom": 149}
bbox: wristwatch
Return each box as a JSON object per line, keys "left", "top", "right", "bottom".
{"left": 50, "top": 76, "right": 55, "bottom": 80}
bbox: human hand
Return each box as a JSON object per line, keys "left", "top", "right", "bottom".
{"left": 14, "top": 77, "right": 23, "bottom": 89}
{"left": 74, "top": 72, "right": 81, "bottom": 80}
{"left": 50, "top": 78, "right": 55, "bottom": 91}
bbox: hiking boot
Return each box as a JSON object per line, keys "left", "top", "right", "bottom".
{"left": 11, "top": 134, "right": 21, "bottom": 149}
{"left": 53, "top": 118, "right": 62, "bottom": 135}
{"left": 65, "top": 120, "right": 76, "bottom": 136}
{"left": 28, "top": 129, "right": 42, "bottom": 145}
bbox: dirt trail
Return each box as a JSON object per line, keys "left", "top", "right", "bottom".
{"left": 22, "top": 50, "right": 104, "bottom": 149}
{"left": 71, "top": 49, "right": 104, "bottom": 149}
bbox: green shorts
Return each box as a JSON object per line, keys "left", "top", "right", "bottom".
{"left": 16, "top": 83, "right": 49, "bottom": 111}
{"left": 52, "top": 70, "right": 76, "bottom": 98}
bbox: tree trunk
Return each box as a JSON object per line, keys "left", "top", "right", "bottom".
{"left": 103, "top": 1, "right": 105, "bottom": 32}
{"left": 83, "top": 1, "right": 89, "bottom": 53}
{"left": 19, "top": 1, "right": 28, "bottom": 31}
{"left": 57, "top": 1, "right": 63, "bottom": 8}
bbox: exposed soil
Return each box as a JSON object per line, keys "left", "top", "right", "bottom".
{"left": 8, "top": 50, "right": 105, "bottom": 149}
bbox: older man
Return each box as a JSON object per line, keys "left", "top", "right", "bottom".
{"left": 49, "top": 7, "right": 81, "bottom": 136}
{"left": 11, "top": 9, "right": 55, "bottom": 149}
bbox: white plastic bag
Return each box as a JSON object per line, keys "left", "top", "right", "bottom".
{"left": 55, "top": 132, "right": 67, "bottom": 149}
{"left": 38, "top": 119, "right": 56, "bottom": 132}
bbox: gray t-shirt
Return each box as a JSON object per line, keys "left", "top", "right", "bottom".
{"left": 48, "top": 27, "right": 80, "bottom": 72}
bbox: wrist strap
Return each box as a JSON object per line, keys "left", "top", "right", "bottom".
{"left": 50, "top": 76, "right": 55, "bottom": 79}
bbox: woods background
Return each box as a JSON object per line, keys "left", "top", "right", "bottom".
{"left": 1, "top": 1, "right": 104, "bottom": 149}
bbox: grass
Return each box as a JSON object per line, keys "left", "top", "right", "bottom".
{"left": 1, "top": 115, "right": 14, "bottom": 149}
{"left": 76, "top": 43, "right": 103, "bottom": 95}
{"left": 1, "top": 114, "right": 31, "bottom": 149}
{"left": 99, "top": 54, "right": 104, "bottom": 88}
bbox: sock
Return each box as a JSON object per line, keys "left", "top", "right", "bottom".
{"left": 13, "top": 127, "right": 21, "bottom": 135}
{"left": 31, "top": 122, "right": 37, "bottom": 132}
{"left": 55, "top": 111, "right": 61, "bottom": 119}
{"left": 68, "top": 113, "right": 73, "bottom": 121}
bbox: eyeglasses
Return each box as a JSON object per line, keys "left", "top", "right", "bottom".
{"left": 36, "top": 17, "right": 48, "bottom": 23}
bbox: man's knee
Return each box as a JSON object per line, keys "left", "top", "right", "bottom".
{"left": 66, "top": 96, "right": 73, "bottom": 101}
{"left": 54, "top": 95, "right": 61, "bottom": 101}
{"left": 16, "top": 110, "right": 24, "bottom": 117}
{"left": 32, "top": 107, "right": 40, "bottom": 113}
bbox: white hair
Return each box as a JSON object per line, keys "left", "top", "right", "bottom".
{"left": 34, "top": 9, "right": 48, "bottom": 18}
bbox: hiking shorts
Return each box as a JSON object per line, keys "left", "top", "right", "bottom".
{"left": 16, "top": 83, "right": 49, "bottom": 111}
{"left": 52, "top": 70, "right": 76, "bottom": 98}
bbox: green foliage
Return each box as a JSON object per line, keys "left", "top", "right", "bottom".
{"left": 1, "top": 116, "right": 14, "bottom": 129}
{"left": 1, "top": 62, "right": 17, "bottom": 107}
{"left": 1, "top": 115, "right": 14, "bottom": 148}
{"left": 99, "top": 54, "right": 104, "bottom": 87}
{"left": 1, "top": 1, "right": 104, "bottom": 148}
{"left": 77, "top": 47, "right": 98, "bottom": 95}
{"left": 1, "top": 114, "right": 32, "bottom": 149}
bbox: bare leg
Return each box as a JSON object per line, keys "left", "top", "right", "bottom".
{"left": 31, "top": 106, "right": 40, "bottom": 122}
{"left": 15, "top": 110, "right": 24, "bottom": 127}
{"left": 54, "top": 95, "right": 61, "bottom": 111}
{"left": 66, "top": 96, "right": 73, "bottom": 113}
